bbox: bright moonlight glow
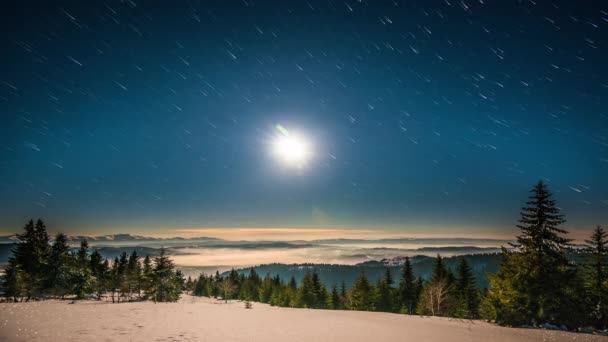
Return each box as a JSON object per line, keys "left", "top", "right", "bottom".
{"left": 272, "top": 132, "right": 312, "bottom": 167}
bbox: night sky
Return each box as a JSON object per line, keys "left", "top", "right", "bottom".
{"left": 1, "top": 1, "right": 607, "bottom": 239}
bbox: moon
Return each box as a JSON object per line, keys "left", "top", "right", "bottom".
{"left": 272, "top": 125, "right": 312, "bottom": 167}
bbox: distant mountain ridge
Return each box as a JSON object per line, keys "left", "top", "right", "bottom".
{"left": 67, "top": 233, "right": 224, "bottom": 242}
{"left": 0, "top": 233, "right": 223, "bottom": 244}
{"left": 310, "top": 238, "right": 511, "bottom": 245}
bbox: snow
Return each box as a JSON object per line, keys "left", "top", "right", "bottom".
{"left": 0, "top": 295, "right": 603, "bottom": 342}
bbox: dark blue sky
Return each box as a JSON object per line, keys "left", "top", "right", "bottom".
{"left": 1, "top": 1, "right": 606, "bottom": 239}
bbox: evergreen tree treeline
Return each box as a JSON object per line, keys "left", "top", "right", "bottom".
{"left": 187, "top": 256, "right": 482, "bottom": 318}
{"left": 3, "top": 181, "right": 608, "bottom": 331}
{"left": 2, "top": 221, "right": 183, "bottom": 303}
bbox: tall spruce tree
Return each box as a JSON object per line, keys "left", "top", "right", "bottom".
{"left": 311, "top": 271, "right": 327, "bottom": 308}
{"left": 89, "top": 250, "right": 108, "bottom": 299}
{"left": 13, "top": 219, "right": 50, "bottom": 299}
{"left": 454, "top": 258, "right": 480, "bottom": 318}
{"left": 384, "top": 268, "right": 394, "bottom": 287}
{"left": 142, "top": 255, "right": 154, "bottom": 299}
{"left": 3, "top": 257, "right": 24, "bottom": 301}
{"left": 348, "top": 273, "right": 374, "bottom": 311}
{"left": 45, "top": 233, "right": 72, "bottom": 298}
{"left": 374, "top": 277, "right": 393, "bottom": 312}
{"left": 127, "top": 251, "right": 142, "bottom": 300}
{"left": 296, "top": 271, "right": 316, "bottom": 308}
{"left": 76, "top": 240, "right": 89, "bottom": 268}
{"left": 149, "top": 247, "right": 181, "bottom": 302}
{"left": 399, "top": 256, "right": 417, "bottom": 314}
{"left": 487, "top": 181, "right": 578, "bottom": 326}
{"left": 329, "top": 284, "right": 341, "bottom": 309}
{"left": 71, "top": 239, "right": 96, "bottom": 299}
{"left": 431, "top": 254, "right": 452, "bottom": 284}
{"left": 584, "top": 226, "right": 608, "bottom": 328}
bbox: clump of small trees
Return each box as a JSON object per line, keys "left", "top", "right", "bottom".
{"left": 2, "top": 220, "right": 184, "bottom": 303}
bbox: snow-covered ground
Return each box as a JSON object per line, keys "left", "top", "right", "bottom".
{"left": 0, "top": 295, "right": 603, "bottom": 342}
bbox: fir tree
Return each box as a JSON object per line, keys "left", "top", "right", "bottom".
{"left": 259, "top": 274, "right": 275, "bottom": 303}
{"left": 374, "top": 277, "right": 393, "bottom": 312}
{"left": 45, "top": 233, "right": 72, "bottom": 298}
{"left": 584, "top": 226, "right": 608, "bottom": 328}
{"left": 329, "top": 284, "right": 341, "bottom": 309}
{"left": 348, "top": 273, "right": 374, "bottom": 311}
{"left": 76, "top": 240, "right": 90, "bottom": 268}
{"left": 89, "top": 250, "right": 108, "bottom": 299}
{"left": 109, "top": 257, "right": 121, "bottom": 303}
{"left": 311, "top": 271, "right": 327, "bottom": 308}
{"left": 71, "top": 239, "right": 96, "bottom": 299}
{"left": 3, "top": 257, "right": 24, "bottom": 301}
{"left": 149, "top": 247, "right": 181, "bottom": 302}
{"left": 487, "top": 180, "right": 578, "bottom": 326}
{"left": 431, "top": 254, "right": 452, "bottom": 284}
{"left": 142, "top": 255, "right": 154, "bottom": 298}
{"left": 185, "top": 276, "right": 194, "bottom": 293}
{"left": 116, "top": 252, "right": 129, "bottom": 301}
{"left": 384, "top": 268, "right": 394, "bottom": 287}
{"left": 13, "top": 219, "right": 50, "bottom": 299}
{"left": 288, "top": 275, "right": 297, "bottom": 291}
{"left": 398, "top": 256, "right": 418, "bottom": 314}
{"left": 127, "top": 251, "right": 142, "bottom": 300}
{"left": 296, "top": 271, "right": 316, "bottom": 308}
{"left": 453, "top": 258, "right": 480, "bottom": 318}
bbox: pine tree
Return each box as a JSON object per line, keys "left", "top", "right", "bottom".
{"left": 71, "top": 239, "right": 96, "bottom": 299}
{"left": 13, "top": 219, "right": 50, "bottom": 299}
{"left": 127, "top": 251, "right": 142, "bottom": 300}
{"left": 45, "top": 233, "right": 72, "bottom": 298}
{"left": 149, "top": 247, "right": 181, "bottom": 302}
{"left": 175, "top": 270, "right": 186, "bottom": 291}
{"left": 311, "top": 271, "right": 327, "bottom": 308}
{"left": 116, "top": 252, "right": 129, "bottom": 301}
{"left": 384, "top": 268, "right": 394, "bottom": 287}
{"left": 348, "top": 273, "right": 374, "bottom": 311}
{"left": 454, "top": 258, "right": 480, "bottom": 318}
{"left": 374, "top": 277, "right": 393, "bottom": 312}
{"left": 3, "top": 257, "right": 24, "bottom": 301}
{"left": 109, "top": 257, "right": 120, "bottom": 303}
{"left": 296, "top": 271, "right": 316, "bottom": 308}
{"left": 584, "top": 226, "right": 608, "bottom": 328}
{"left": 329, "top": 284, "right": 341, "bottom": 309}
{"left": 89, "top": 250, "right": 108, "bottom": 299}
{"left": 431, "top": 254, "right": 452, "bottom": 284}
{"left": 288, "top": 276, "right": 297, "bottom": 291}
{"left": 76, "top": 240, "right": 90, "bottom": 268}
{"left": 399, "top": 256, "right": 418, "bottom": 314}
{"left": 185, "top": 276, "right": 194, "bottom": 293}
{"left": 487, "top": 180, "right": 578, "bottom": 326}
{"left": 259, "top": 274, "right": 274, "bottom": 303}
{"left": 142, "top": 255, "right": 153, "bottom": 299}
